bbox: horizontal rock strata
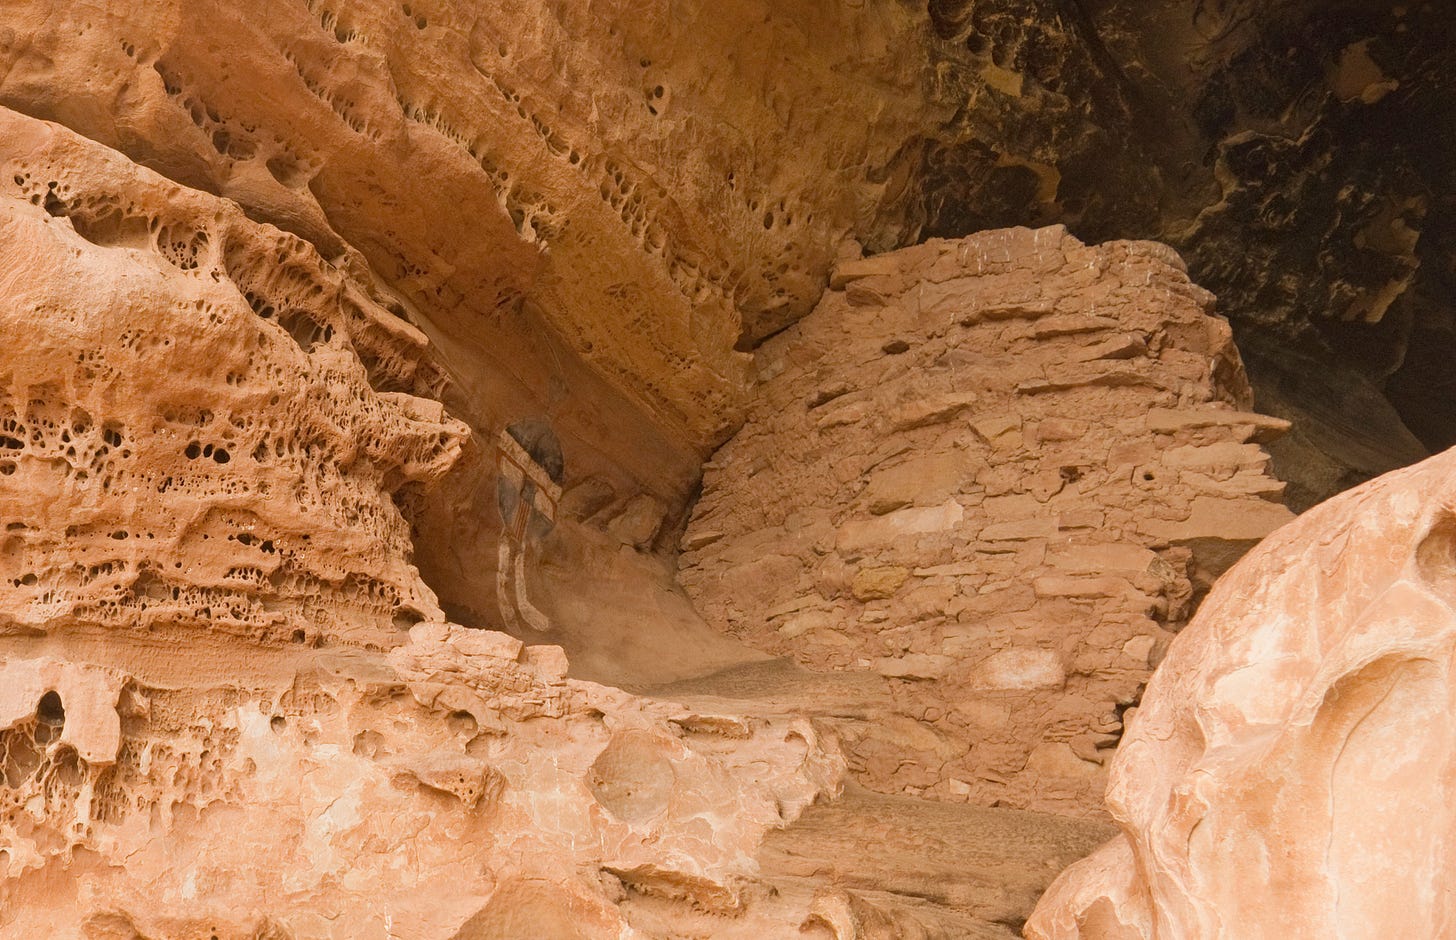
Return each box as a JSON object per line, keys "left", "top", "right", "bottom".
{"left": 681, "top": 226, "right": 1294, "bottom": 813}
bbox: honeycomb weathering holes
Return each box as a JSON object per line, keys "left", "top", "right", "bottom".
{"left": 36, "top": 691, "right": 64, "bottom": 728}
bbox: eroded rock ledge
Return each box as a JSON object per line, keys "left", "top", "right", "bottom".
{"left": 0, "top": 108, "right": 463, "bottom": 648}
{"left": 0, "top": 629, "right": 844, "bottom": 937}
{"left": 0, "top": 108, "right": 849, "bottom": 936}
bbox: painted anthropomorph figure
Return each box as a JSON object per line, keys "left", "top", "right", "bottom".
{"left": 495, "top": 420, "right": 563, "bottom": 632}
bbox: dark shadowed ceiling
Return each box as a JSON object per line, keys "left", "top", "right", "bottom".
{"left": 900, "top": 0, "right": 1454, "bottom": 508}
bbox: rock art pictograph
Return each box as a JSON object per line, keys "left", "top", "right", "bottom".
{"left": 494, "top": 422, "right": 563, "bottom": 633}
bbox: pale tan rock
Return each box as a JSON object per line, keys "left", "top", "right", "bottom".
{"left": 1028, "top": 447, "right": 1456, "bottom": 939}
{"left": 862, "top": 452, "right": 966, "bottom": 514}
{"left": 983, "top": 518, "right": 1061, "bottom": 542}
{"left": 681, "top": 528, "right": 726, "bottom": 551}
{"left": 1137, "top": 494, "right": 1295, "bottom": 544}
{"left": 1145, "top": 407, "right": 1291, "bottom": 442}
{"left": 968, "top": 648, "right": 1067, "bottom": 692}
{"left": 779, "top": 609, "right": 835, "bottom": 639}
{"left": 873, "top": 653, "right": 955, "bottom": 680}
{"left": 0, "top": 660, "right": 127, "bottom": 765}
{"left": 1046, "top": 543, "right": 1159, "bottom": 574}
{"left": 887, "top": 391, "right": 980, "bottom": 431}
{"left": 1026, "top": 742, "right": 1100, "bottom": 779}
{"left": 971, "top": 413, "right": 1025, "bottom": 449}
{"left": 1032, "top": 575, "right": 1141, "bottom": 601}
{"left": 1037, "top": 417, "right": 1092, "bottom": 442}
{"left": 1120, "top": 635, "right": 1158, "bottom": 664}
{"left": 830, "top": 254, "right": 904, "bottom": 288}
{"left": 835, "top": 500, "right": 966, "bottom": 553}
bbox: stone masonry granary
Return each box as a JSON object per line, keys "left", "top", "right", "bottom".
{"left": 682, "top": 226, "right": 1292, "bottom": 814}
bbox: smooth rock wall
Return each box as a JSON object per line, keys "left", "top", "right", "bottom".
{"left": 1028, "top": 445, "right": 1456, "bottom": 939}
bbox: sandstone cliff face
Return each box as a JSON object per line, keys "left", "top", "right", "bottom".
{"left": 1027, "top": 445, "right": 1456, "bottom": 939}
{"left": 0, "top": 109, "right": 463, "bottom": 648}
{"left": 0, "top": 0, "right": 934, "bottom": 446}
{"left": 0, "top": 1, "right": 1448, "bottom": 937}
{"left": 0, "top": 0, "right": 956, "bottom": 640}
{"left": 5, "top": 0, "right": 1446, "bottom": 523}
{"left": 0, "top": 106, "right": 1173, "bottom": 931}
{"left": 0, "top": 109, "right": 856, "bottom": 938}
{"left": 682, "top": 226, "right": 1292, "bottom": 815}
{"left": 0, "top": 0, "right": 1443, "bottom": 603}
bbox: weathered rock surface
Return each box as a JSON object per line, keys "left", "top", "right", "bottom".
{"left": 3, "top": 0, "right": 1446, "bottom": 523}
{"left": 0, "top": 0, "right": 934, "bottom": 451}
{"left": 682, "top": 226, "right": 1292, "bottom": 814}
{"left": 1027, "top": 445, "right": 1456, "bottom": 938}
{"left": 0, "top": 108, "right": 851, "bottom": 936}
{"left": 0, "top": 0, "right": 947, "bottom": 653}
{"left": 0, "top": 89, "right": 1123, "bottom": 937}
{"left": 3, "top": 0, "right": 1445, "bottom": 934}
{"left": 0, "top": 0, "right": 1443, "bottom": 611}
{"left": 913, "top": 1, "right": 1456, "bottom": 506}
{"left": 0, "top": 108, "right": 464, "bottom": 648}
{"left": 0, "top": 627, "right": 844, "bottom": 937}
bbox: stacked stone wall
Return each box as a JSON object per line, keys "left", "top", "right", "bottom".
{"left": 682, "top": 226, "right": 1294, "bottom": 813}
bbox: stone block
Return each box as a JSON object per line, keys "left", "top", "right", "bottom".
{"left": 968, "top": 648, "right": 1066, "bottom": 691}
{"left": 851, "top": 565, "right": 911, "bottom": 600}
